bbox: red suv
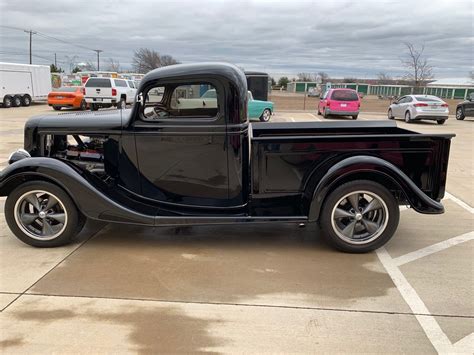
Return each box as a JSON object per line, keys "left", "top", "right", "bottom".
{"left": 318, "top": 88, "right": 361, "bottom": 120}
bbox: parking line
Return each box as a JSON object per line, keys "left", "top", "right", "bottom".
{"left": 376, "top": 247, "right": 454, "bottom": 353}
{"left": 393, "top": 231, "right": 474, "bottom": 266}
{"left": 306, "top": 113, "right": 322, "bottom": 121}
{"left": 445, "top": 192, "right": 474, "bottom": 214}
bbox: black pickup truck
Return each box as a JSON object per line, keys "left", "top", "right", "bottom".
{"left": 0, "top": 63, "right": 454, "bottom": 252}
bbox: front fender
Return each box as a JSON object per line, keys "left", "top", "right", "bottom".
{"left": 0, "top": 157, "right": 154, "bottom": 225}
{"left": 308, "top": 155, "right": 444, "bottom": 221}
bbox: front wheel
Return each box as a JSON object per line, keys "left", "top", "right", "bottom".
{"left": 323, "top": 108, "right": 329, "bottom": 118}
{"left": 117, "top": 98, "right": 126, "bottom": 109}
{"left": 2, "top": 95, "right": 12, "bottom": 108}
{"left": 52, "top": 106, "right": 61, "bottom": 111}
{"left": 320, "top": 180, "right": 400, "bottom": 253}
{"left": 5, "top": 181, "right": 83, "bottom": 247}
{"left": 387, "top": 108, "right": 394, "bottom": 119}
{"left": 259, "top": 108, "right": 271, "bottom": 122}
{"left": 352, "top": 115, "right": 358, "bottom": 120}
{"left": 456, "top": 108, "right": 465, "bottom": 120}
{"left": 437, "top": 119, "right": 446, "bottom": 125}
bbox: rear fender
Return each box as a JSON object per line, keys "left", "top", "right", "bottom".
{"left": 0, "top": 157, "right": 154, "bottom": 225}
{"left": 307, "top": 155, "right": 444, "bottom": 221}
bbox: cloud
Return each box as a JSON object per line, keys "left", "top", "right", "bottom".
{"left": 0, "top": 0, "right": 472, "bottom": 78}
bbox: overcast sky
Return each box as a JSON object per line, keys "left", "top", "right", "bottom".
{"left": 0, "top": 0, "right": 472, "bottom": 79}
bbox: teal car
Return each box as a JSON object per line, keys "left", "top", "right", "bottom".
{"left": 201, "top": 89, "right": 274, "bottom": 122}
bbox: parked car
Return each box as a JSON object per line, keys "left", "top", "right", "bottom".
{"left": 388, "top": 95, "right": 449, "bottom": 125}
{"left": 455, "top": 93, "right": 474, "bottom": 120}
{"left": 0, "top": 63, "right": 454, "bottom": 253}
{"left": 318, "top": 88, "right": 360, "bottom": 120}
{"left": 307, "top": 87, "right": 320, "bottom": 97}
{"left": 1, "top": 62, "right": 51, "bottom": 108}
{"left": 84, "top": 77, "right": 135, "bottom": 110}
{"left": 202, "top": 89, "right": 273, "bottom": 122}
{"left": 48, "top": 86, "right": 87, "bottom": 111}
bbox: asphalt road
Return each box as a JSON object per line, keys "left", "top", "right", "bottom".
{"left": 0, "top": 104, "right": 473, "bottom": 353}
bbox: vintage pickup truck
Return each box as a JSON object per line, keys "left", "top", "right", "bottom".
{"left": 0, "top": 63, "right": 454, "bottom": 252}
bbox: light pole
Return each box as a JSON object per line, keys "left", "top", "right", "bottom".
{"left": 93, "top": 49, "right": 103, "bottom": 71}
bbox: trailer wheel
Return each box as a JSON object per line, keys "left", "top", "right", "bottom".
{"left": 5, "top": 181, "right": 83, "bottom": 247}
{"left": 320, "top": 180, "right": 399, "bottom": 253}
{"left": 21, "top": 95, "right": 32, "bottom": 107}
{"left": 2, "top": 95, "right": 12, "bottom": 108}
{"left": 12, "top": 95, "right": 22, "bottom": 107}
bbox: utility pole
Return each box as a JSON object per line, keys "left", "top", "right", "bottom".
{"left": 24, "top": 30, "right": 37, "bottom": 64}
{"left": 54, "top": 53, "right": 57, "bottom": 67}
{"left": 93, "top": 49, "right": 103, "bottom": 71}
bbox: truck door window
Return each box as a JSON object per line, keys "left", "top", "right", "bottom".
{"left": 142, "top": 83, "right": 219, "bottom": 121}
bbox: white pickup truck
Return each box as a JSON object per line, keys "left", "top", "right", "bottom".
{"left": 84, "top": 77, "right": 136, "bottom": 110}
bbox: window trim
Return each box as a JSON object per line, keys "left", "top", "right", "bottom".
{"left": 138, "top": 79, "right": 224, "bottom": 124}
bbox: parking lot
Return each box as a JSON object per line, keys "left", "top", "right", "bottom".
{"left": 0, "top": 103, "right": 472, "bottom": 353}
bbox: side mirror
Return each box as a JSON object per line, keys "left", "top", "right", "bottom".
{"left": 392, "top": 101, "right": 398, "bottom": 105}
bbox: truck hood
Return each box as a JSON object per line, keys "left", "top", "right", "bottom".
{"left": 25, "top": 109, "right": 132, "bottom": 135}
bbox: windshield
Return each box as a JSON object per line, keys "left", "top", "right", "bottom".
{"left": 331, "top": 90, "right": 359, "bottom": 101}
{"left": 201, "top": 89, "right": 216, "bottom": 98}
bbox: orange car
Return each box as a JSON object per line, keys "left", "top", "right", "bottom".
{"left": 48, "top": 86, "right": 87, "bottom": 111}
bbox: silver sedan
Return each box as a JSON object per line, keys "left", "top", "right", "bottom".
{"left": 388, "top": 95, "right": 449, "bottom": 125}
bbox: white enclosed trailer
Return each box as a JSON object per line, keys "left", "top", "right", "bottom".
{"left": 0, "top": 62, "right": 52, "bottom": 108}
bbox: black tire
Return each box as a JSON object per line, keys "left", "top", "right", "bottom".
{"left": 320, "top": 180, "right": 400, "bottom": 253}
{"left": 12, "top": 95, "right": 22, "bottom": 107}
{"left": 352, "top": 115, "right": 358, "bottom": 120}
{"left": 80, "top": 100, "right": 87, "bottom": 111}
{"left": 323, "top": 108, "right": 329, "bottom": 118}
{"left": 317, "top": 107, "right": 321, "bottom": 115}
{"left": 404, "top": 111, "right": 411, "bottom": 123}
{"left": 387, "top": 108, "right": 394, "bottom": 119}
{"left": 4, "top": 181, "right": 83, "bottom": 247}
{"left": 456, "top": 107, "right": 465, "bottom": 120}
{"left": 52, "top": 106, "right": 61, "bottom": 111}
{"left": 259, "top": 108, "right": 271, "bottom": 122}
{"left": 437, "top": 119, "right": 446, "bottom": 125}
{"left": 2, "top": 95, "right": 12, "bottom": 108}
{"left": 117, "top": 97, "right": 126, "bottom": 109}
{"left": 91, "top": 104, "right": 99, "bottom": 111}
{"left": 21, "top": 95, "right": 32, "bottom": 107}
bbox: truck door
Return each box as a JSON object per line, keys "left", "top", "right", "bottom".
{"left": 132, "top": 81, "right": 231, "bottom": 208}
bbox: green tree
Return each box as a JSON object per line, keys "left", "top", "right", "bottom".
{"left": 71, "top": 66, "right": 81, "bottom": 74}
{"left": 50, "top": 64, "right": 64, "bottom": 73}
{"left": 278, "top": 76, "right": 289, "bottom": 88}
{"left": 271, "top": 77, "right": 276, "bottom": 86}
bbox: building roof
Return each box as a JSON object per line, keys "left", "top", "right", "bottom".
{"left": 427, "top": 78, "right": 474, "bottom": 87}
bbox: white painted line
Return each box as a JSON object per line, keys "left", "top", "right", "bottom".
{"left": 289, "top": 117, "right": 295, "bottom": 122}
{"left": 306, "top": 113, "right": 322, "bottom": 121}
{"left": 376, "top": 247, "right": 456, "bottom": 353}
{"left": 445, "top": 192, "right": 474, "bottom": 214}
{"left": 393, "top": 231, "right": 474, "bottom": 266}
{"left": 453, "top": 333, "right": 474, "bottom": 352}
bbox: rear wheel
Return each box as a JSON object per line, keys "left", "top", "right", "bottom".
{"left": 323, "top": 108, "right": 329, "bottom": 118}
{"left": 5, "top": 181, "right": 83, "bottom": 247}
{"left": 352, "top": 115, "right": 358, "bottom": 120}
{"left": 91, "top": 104, "right": 99, "bottom": 111}
{"left": 404, "top": 111, "right": 411, "bottom": 123}
{"left": 117, "top": 98, "right": 126, "bottom": 109}
{"left": 259, "top": 108, "right": 271, "bottom": 122}
{"left": 12, "top": 95, "right": 22, "bottom": 107}
{"left": 2, "top": 95, "right": 12, "bottom": 108}
{"left": 80, "top": 99, "right": 87, "bottom": 111}
{"left": 53, "top": 106, "right": 61, "bottom": 111}
{"left": 21, "top": 95, "right": 31, "bottom": 107}
{"left": 456, "top": 107, "right": 465, "bottom": 120}
{"left": 437, "top": 119, "right": 446, "bottom": 125}
{"left": 320, "top": 180, "right": 399, "bottom": 253}
{"left": 387, "top": 108, "right": 394, "bottom": 119}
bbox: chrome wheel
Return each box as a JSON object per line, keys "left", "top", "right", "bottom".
{"left": 14, "top": 190, "right": 68, "bottom": 241}
{"left": 330, "top": 190, "right": 389, "bottom": 245}
{"left": 261, "top": 109, "right": 271, "bottom": 122}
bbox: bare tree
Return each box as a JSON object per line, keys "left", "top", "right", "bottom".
{"left": 317, "top": 71, "right": 330, "bottom": 83}
{"left": 106, "top": 58, "right": 121, "bottom": 72}
{"left": 297, "top": 72, "right": 315, "bottom": 82}
{"left": 132, "top": 48, "right": 180, "bottom": 73}
{"left": 377, "top": 72, "right": 392, "bottom": 84}
{"left": 343, "top": 77, "right": 358, "bottom": 83}
{"left": 401, "top": 42, "right": 434, "bottom": 87}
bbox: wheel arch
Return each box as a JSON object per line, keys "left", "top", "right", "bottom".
{"left": 306, "top": 155, "right": 444, "bottom": 222}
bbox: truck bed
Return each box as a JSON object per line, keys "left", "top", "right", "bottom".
{"left": 249, "top": 121, "right": 454, "bottom": 215}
